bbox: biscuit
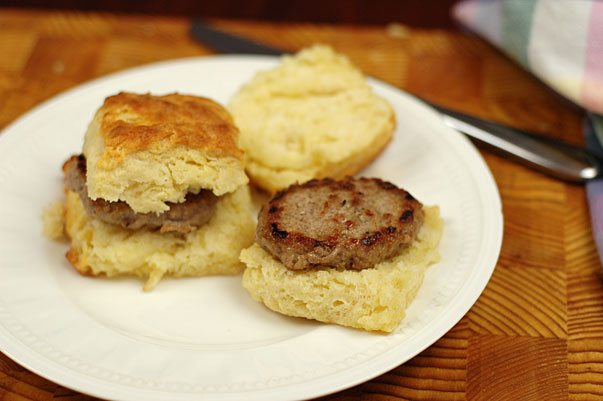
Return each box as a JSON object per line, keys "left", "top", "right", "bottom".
{"left": 64, "top": 185, "right": 255, "bottom": 291}
{"left": 240, "top": 206, "right": 443, "bottom": 332}
{"left": 229, "top": 44, "right": 395, "bottom": 193}
{"left": 42, "top": 200, "right": 66, "bottom": 240}
{"left": 84, "top": 92, "right": 248, "bottom": 214}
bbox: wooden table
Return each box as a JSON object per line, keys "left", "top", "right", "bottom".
{"left": 0, "top": 8, "right": 601, "bottom": 401}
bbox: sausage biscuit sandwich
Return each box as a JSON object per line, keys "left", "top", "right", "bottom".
{"left": 62, "top": 92, "right": 255, "bottom": 291}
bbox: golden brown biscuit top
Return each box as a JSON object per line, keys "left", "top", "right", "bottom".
{"left": 96, "top": 92, "right": 243, "bottom": 169}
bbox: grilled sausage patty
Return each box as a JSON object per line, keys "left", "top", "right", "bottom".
{"left": 64, "top": 155, "right": 218, "bottom": 233}
{"left": 256, "top": 177, "right": 424, "bottom": 270}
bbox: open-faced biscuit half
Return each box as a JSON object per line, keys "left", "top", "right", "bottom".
{"left": 240, "top": 206, "right": 443, "bottom": 332}
{"left": 229, "top": 44, "right": 395, "bottom": 193}
{"left": 84, "top": 92, "right": 249, "bottom": 214}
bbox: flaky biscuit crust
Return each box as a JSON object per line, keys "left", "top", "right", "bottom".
{"left": 95, "top": 92, "right": 244, "bottom": 170}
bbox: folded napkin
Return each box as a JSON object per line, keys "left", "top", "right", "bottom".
{"left": 453, "top": 0, "right": 603, "bottom": 264}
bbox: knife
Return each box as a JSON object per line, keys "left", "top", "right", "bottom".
{"left": 190, "top": 20, "right": 600, "bottom": 183}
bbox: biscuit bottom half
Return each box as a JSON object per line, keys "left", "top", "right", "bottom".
{"left": 64, "top": 186, "right": 255, "bottom": 291}
{"left": 240, "top": 206, "right": 443, "bottom": 332}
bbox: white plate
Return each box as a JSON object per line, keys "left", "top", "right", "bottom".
{"left": 0, "top": 56, "right": 502, "bottom": 401}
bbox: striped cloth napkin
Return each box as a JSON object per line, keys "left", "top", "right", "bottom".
{"left": 452, "top": 0, "right": 603, "bottom": 264}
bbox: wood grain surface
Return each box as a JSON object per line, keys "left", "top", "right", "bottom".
{"left": 1, "top": 8, "right": 602, "bottom": 401}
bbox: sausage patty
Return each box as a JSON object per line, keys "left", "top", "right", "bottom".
{"left": 256, "top": 177, "right": 424, "bottom": 270}
{"left": 64, "top": 155, "right": 218, "bottom": 233}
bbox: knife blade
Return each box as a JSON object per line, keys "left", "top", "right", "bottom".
{"left": 190, "top": 19, "right": 601, "bottom": 182}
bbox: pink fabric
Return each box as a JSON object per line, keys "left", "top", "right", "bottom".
{"left": 582, "top": 1, "right": 603, "bottom": 113}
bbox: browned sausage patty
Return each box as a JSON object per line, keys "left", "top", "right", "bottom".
{"left": 256, "top": 177, "right": 424, "bottom": 270}
{"left": 64, "top": 155, "right": 218, "bottom": 233}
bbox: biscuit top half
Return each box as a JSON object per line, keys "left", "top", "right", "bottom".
{"left": 83, "top": 92, "right": 248, "bottom": 214}
{"left": 229, "top": 44, "right": 395, "bottom": 193}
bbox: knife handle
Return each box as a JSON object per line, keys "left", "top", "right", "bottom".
{"left": 434, "top": 105, "right": 600, "bottom": 182}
